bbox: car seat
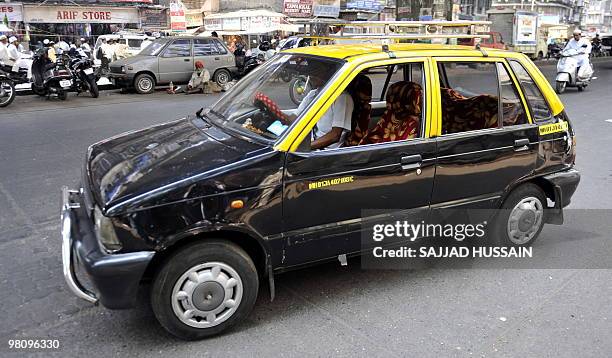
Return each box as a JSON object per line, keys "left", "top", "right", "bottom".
{"left": 358, "top": 81, "right": 422, "bottom": 145}
{"left": 440, "top": 88, "right": 499, "bottom": 134}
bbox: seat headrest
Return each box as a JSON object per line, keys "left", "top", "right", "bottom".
{"left": 386, "top": 81, "right": 423, "bottom": 120}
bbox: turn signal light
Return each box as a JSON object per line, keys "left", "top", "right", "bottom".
{"left": 230, "top": 200, "right": 244, "bottom": 209}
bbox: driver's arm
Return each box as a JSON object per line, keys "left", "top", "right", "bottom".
{"left": 311, "top": 127, "right": 344, "bottom": 150}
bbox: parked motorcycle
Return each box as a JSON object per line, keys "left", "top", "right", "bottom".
{"left": 234, "top": 53, "right": 265, "bottom": 79}
{"left": 0, "top": 73, "right": 15, "bottom": 108}
{"left": 555, "top": 46, "right": 595, "bottom": 94}
{"left": 64, "top": 50, "right": 99, "bottom": 98}
{"left": 31, "top": 48, "right": 73, "bottom": 100}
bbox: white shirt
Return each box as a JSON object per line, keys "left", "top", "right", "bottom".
{"left": 7, "top": 43, "right": 20, "bottom": 61}
{"left": 0, "top": 43, "right": 8, "bottom": 63}
{"left": 564, "top": 37, "right": 591, "bottom": 67}
{"left": 81, "top": 43, "right": 91, "bottom": 52}
{"left": 312, "top": 91, "right": 354, "bottom": 149}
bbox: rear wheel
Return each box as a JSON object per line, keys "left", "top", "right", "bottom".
{"left": 151, "top": 240, "right": 259, "bottom": 340}
{"left": 555, "top": 81, "right": 566, "bottom": 94}
{"left": 0, "top": 78, "right": 15, "bottom": 108}
{"left": 58, "top": 90, "right": 67, "bottom": 101}
{"left": 577, "top": 85, "right": 584, "bottom": 92}
{"left": 491, "top": 184, "right": 546, "bottom": 247}
{"left": 32, "top": 86, "right": 47, "bottom": 97}
{"left": 213, "top": 69, "right": 231, "bottom": 87}
{"left": 134, "top": 73, "right": 155, "bottom": 94}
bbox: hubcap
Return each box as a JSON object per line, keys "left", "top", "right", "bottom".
{"left": 171, "top": 262, "right": 243, "bottom": 328}
{"left": 139, "top": 78, "right": 152, "bottom": 92}
{"left": 217, "top": 72, "right": 228, "bottom": 85}
{"left": 507, "top": 196, "right": 543, "bottom": 245}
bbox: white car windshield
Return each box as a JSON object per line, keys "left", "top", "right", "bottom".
{"left": 206, "top": 54, "right": 344, "bottom": 142}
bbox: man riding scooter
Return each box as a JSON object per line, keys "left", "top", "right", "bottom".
{"left": 555, "top": 29, "right": 594, "bottom": 94}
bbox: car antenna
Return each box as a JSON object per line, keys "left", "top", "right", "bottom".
{"left": 475, "top": 43, "right": 488, "bottom": 57}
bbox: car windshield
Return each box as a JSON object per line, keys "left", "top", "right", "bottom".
{"left": 207, "top": 54, "right": 343, "bottom": 142}
{"left": 139, "top": 40, "right": 165, "bottom": 56}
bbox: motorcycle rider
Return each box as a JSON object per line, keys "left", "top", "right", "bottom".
{"left": 591, "top": 34, "right": 602, "bottom": 56}
{"left": 0, "top": 35, "right": 9, "bottom": 65}
{"left": 564, "top": 29, "right": 591, "bottom": 68}
{"left": 7, "top": 37, "right": 21, "bottom": 65}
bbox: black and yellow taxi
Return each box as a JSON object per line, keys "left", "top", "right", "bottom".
{"left": 60, "top": 31, "right": 579, "bottom": 340}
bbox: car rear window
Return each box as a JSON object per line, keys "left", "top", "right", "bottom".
{"left": 128, "top": 39, "right": 143, "bottom": 48}
{"left": 508, "top": 60, "right": 553, "bottom": 122}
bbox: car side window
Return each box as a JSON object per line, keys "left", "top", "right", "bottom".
{"left": 438, "top": 62, "right": 500, "bottom": 134}
{"left": 508, "top": 60, "right": 553, "bottom": 122}
{"left": 496, "top": 63, "right": 528, "bottom": 126}
{"left": 213, "top": 40, "right": 228, "bottom": 54}
{"left": 194, "top": 39, "right": 220, "bottom": 56}
{"left": 161, "top": 39, "right": 191, "bottom": 58}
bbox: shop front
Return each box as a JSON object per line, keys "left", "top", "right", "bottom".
{"left": 0, "top": 3, "right": 25, "bottom": 39}
{"left": 23, "top": 5, "right": 140, "bottom": 45}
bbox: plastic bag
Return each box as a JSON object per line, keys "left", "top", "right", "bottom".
{"left": 578, "top": 62, "right": 593, "bottom": 80}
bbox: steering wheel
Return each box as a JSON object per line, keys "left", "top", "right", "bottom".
{"left": 254, "top": 92, "right": 288, "bottom": 124}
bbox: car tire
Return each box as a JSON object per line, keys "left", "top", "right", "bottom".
{"left": 58, "top": 90, "right": 67, "bottom": 101}
{"left": 555, "top": 81, "right": 566, "bottom": 94}
{"left": 491, "top": 183, "right": 546, "bottom": 247}
{"left": 577, "top": 85, "right": 584, "bottom": 92}
{"left": 151, "top": 240, "right": 259, "bottom": 340}
{"left": 213, "top": 69, "right": 231, "bottom": 87}
{"left": 134, "top": 73, "right": 155, "bottom": 94}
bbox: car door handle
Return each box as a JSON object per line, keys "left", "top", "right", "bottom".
{"left": 400, "top": 154, "right": 422, "bottom": 171}
{"left": 514, "top": 138, "right": 530, "bottom": 151}
{"left": 184, "top": 58, "right": 191, "bottom": 62}
{"left": 214, "top": 57, "right": 220, "bottom": 60}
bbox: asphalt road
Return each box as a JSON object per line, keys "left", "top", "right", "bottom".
{"left": 0, "top": 58, "right": 611, "bottom": 357}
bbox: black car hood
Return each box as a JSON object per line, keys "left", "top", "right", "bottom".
{"left": 86, "top": 118, "right": 270, "bottom": 215}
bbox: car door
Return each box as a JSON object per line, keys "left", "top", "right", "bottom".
{"left": 158, "top": 38, "right": 193, "bottom": 84}
{"left": 431, "top": 58, "right": 539, "bottom": 210}
{"left": 281, "top": 59, "right": 437, "bottom": 267}
{"left": 193, "top": 38, "right": 227, "bottom": 73}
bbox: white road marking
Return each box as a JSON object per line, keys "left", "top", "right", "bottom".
{"left": 606, "top": 119, "right": 612, "bottom": 123}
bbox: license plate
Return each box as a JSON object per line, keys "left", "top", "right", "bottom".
{"left": 60, "top": 80, "right": 72, "bottom": 88}
{"left": 83, "top": 68, "right": 94, "bottom": 75}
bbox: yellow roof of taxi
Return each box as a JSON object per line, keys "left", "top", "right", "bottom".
{"left": 283, "top": 43, "right": 512, "bottom": 60}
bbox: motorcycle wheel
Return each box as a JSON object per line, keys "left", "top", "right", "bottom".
{"left": 577, "top": 85, "right": 584, "bottom": 92}
{"left": 58, "top": 90, "right": 67, "bottom": 101}
{"left": 0, "top": 79, "right": 15, "bottom": 108}
{"left": 555, "top": 81, "right": 566, "bottom": 94}
{"left": 280, "top": 69, "right": 291, "bottom": 83}
{"left": 88, "top": 77, "right": 99, "bottom": 98}
{"left": 289, "top": 76, "right": 311, "bottom": 106}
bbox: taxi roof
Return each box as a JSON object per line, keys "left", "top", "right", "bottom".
{"left": 283, "top": 43, "right": 512, "bottom": 61}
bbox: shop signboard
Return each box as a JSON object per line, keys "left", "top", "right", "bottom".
{"left": 312, "top": 0, "right": 340, "bottom": 18}
{"left": 204, "top": 18, "right": 222, "bottom": 31}
{"left": 185, "top": 11, "right": 203, "bottom": 28}
{"left": 169, "top": 0, "right": 186, "bottom": 32}
{"left": 222, "top": 18, "right": 241, "bottom": 31}
{"left": 283, "top": 0, "right": 313, "bottom": 18}
{"left": 24, "top": 5, "right": 139, "bottom": 23}
{"left": 139, "top": 8, "right": 169, "bottom": 29}
{"left": 0, "top": 3, "right": 23, "bottom": 22}
{"left": 346, "top": 1, "right": 385, "bottom": 12}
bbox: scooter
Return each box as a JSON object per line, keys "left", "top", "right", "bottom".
{"left": 555, "top": 46, "right": 595, "bottom": 94}
{"left": 64, "top": 50, "right": 99, "bottom": 98}
{"left": 31, "top": 48, "right": 73, "bottom": 100}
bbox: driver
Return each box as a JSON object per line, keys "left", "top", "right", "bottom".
{"left": 287, "top": 73, "right": 354, "bottom": 150}
{"left": 564, "top": 29, "right": 591, "bottom": 68}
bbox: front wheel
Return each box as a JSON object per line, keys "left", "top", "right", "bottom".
{"left": 57, "top": 90, "right": 67, "bottom": 101}
{"left": 289, "top": 76, "right": 312, "bottom": 105}
{"left": 555, "top": 81, "right": 566, "bottom": 94}
{"left": 88, "top": 77, "right": 99, "bottom": 98}
{"left": 0, "top": 79, "right": 15, "bottom": 108}
{"left": 134, "top": 73, "right": 155, "bottom": 94}
{"left": 151, "top": 240, "right": 259, "bottom": 340}
{"left": 491, "top": 183, "right": 546, "bottom": 247}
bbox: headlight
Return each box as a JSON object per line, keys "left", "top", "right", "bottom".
{"left": 94, "top": 207, "right": 122, "bottom": 252}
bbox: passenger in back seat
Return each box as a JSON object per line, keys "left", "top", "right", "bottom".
{"left": 358, "top": 81, "right": 422, "bottom": 145}
{"left": 440, "top": 88, "right": 499, "bottom": 134}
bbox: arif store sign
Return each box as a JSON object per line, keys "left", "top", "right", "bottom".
{"left": 24, "top": 5, "right": 140, "bottom": 23}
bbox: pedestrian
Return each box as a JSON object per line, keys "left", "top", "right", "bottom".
{"left": 114, "top": 40, "right": 129, "bottom": 60}
{"left": 7, "top": 36, "right": 21, "bottom": 64}
{"left": 56, "top": 38, "right": 69, "bottom": 54}
{"left": 0, "top": 35, "right": 9, "bottom": 65}
{"left": 80, "top": 38, "right": 91, "bottom": 57}
{"left": 44, "top": 39, "right": 57, "bottom": 63}
{"left": 185, "top": 60, "right": 211, "bottom": 94}
{"left": 211, "top": 31, "right": 219, "bottom": 38}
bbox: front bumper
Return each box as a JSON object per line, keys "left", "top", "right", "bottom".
{"left": 61, "top": 187, "right": 155, "bottom": 309}
{"left": 107, "top": 73, "right": 133, "bottom": 87}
